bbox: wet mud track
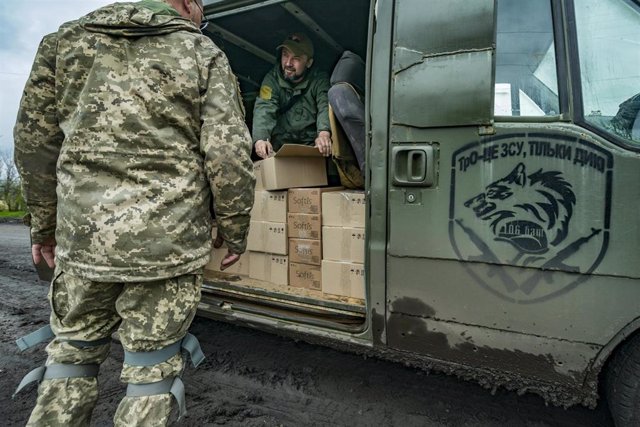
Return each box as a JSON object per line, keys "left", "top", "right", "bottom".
{"left": 0, "top": 223, "right": 614, "bottom": 426}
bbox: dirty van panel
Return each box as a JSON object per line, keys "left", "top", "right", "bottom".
{"left": 385, "top": 0, "right": 640, "bottom": 395}
{"left": 386, "top": 299, "right": 597, "bottom": 387}
{"left": 391, "top": 0, "right": 494, "bottom": 127}
{"left": 395, "top": 0, "right": 494, "bottom": 55}
{"left": 392, "top": 53, "right": 493, "bottom": 127}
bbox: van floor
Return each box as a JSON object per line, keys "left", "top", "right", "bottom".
{"left": 204, "top": 270, "right": 364, "bottom": 307}
{"left": 201, "top": 271, "right": 366, "bottom": 330}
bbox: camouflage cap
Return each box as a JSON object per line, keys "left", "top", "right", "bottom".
{"left": 277, "top": 32, "right": 314, "bottom": 59}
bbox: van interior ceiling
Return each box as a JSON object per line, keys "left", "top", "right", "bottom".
{"left": 204, "top": 0, "right": 371, "bottom": 125}
{"left": 198, "top": 0, "right": 372, "bottom": 330}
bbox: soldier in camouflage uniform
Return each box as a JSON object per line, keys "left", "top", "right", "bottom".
{"left": 253, "top": 33, "right": 333, "bottom": 160}
{"left": 13, "top": 0, "right": 255, "bottom": 425}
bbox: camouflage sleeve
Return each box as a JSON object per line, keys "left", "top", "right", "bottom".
{"left": 314, "top": 73, "right": 331, "bottom": 134}
{"left": 200, "top": 47, "right": 256, "bottom": 254}
{"left": 251, "top": 70, "right": 280, "bottom": 143}
{"left": 14, "top": 33, "right": 63, "bottom": 244}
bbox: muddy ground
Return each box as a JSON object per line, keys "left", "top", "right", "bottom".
{"left": 0, "top": 222, "right": 615, "bottom": 426}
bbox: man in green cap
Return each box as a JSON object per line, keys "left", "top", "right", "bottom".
{"left": 253, "top": 32, "right": 333, "bottom": 161}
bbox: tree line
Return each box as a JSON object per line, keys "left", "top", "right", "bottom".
{"left": 0, "top": 150, "right": 25, "bottom": 212}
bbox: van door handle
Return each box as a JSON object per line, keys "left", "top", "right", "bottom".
{"left": 391, "top": 145, "right": 435, "bottom": 187}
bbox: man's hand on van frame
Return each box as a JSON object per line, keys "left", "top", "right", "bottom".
{"left": 255, "top": 139, "right": 274, "bottom": 159}
{"left": 315, "top": 131, "right": 332, "bottom": 157}
{"left": 213, "top": 233, "right": 241, "bottom": 271}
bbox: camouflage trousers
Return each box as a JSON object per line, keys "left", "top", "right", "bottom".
{"left": 26, "top": 270, "right": 202, "bottom": 427}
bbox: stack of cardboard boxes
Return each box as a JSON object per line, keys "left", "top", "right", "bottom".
{"left": 205, "top": 144, "right": 366, "bottom": 301}
{"left": 321, "top": 191, "right": 366, "bottom": 299}
{"left": 247, "top": 190, "right": 289, "bottom": 285}
{"left": 287, "top": 187, "right": 341, "bottom": 291}
{"left": 248, "top": 144, "right": 328, "bottom": 288}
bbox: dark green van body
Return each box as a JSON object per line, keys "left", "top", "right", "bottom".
{"left": 200, "top": 0, "right": 640, "bottom": 409}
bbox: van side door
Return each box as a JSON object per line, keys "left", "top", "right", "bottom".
{"left": 383, "top": 0, "right": 499, "bottom": 355}
{"left": 382, "top": 0, "right": 640, "bottom": 393}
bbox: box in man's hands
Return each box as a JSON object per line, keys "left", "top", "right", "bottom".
{"left": 254, "top": 144, "right": 327, "bottom": 191}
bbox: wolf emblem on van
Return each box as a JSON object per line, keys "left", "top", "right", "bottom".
{"left": 453, "top": 159, "right": 606, "bottom": 298}
{"left": 464, "top": 163, "right": 575, "bottom": 265}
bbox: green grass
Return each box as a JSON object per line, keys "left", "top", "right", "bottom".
{"left": 0, "top": 211, "right": 26, "bottom": 218}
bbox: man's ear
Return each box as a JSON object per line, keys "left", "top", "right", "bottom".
{"left": 173, "top": 0, "right": 193, "bottom": 18}
{"left": 307, "top": 58, "right": 314, "bottom": 69}
{"left": 182, "top": 0, "right": 194, "bottom": 15}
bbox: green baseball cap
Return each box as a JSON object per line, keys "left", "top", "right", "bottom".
{"left": 277, "top": 32, "right": 314, "bottom": 59}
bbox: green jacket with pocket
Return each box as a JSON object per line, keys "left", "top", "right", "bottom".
{"left": 252, "top": 65, "right": 331, "bottom": 150}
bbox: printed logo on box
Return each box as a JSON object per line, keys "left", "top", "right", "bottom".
{"left": 292, "top": 196, "right": 313, "bottom": 206}
{"left": 296, "top": 270, "right": 315, "bottom": 280}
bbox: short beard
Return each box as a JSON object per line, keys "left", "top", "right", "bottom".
{"left": 282, "top": 67, "right": 308, "bottom": 83}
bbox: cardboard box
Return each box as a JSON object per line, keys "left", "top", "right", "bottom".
{"left": 252, "top": 190, "right": 287, "bottom": 222}
{"left": 204, "top": 244, "right": 250, "bottom": 276}
{"left": 254, "top": 161, "right": 265, "bottom": 190}
{"left": 289, "top": 262, "right": 322, "bottom": 291}
{"left": 247, "top": 221, "right": 287, "bottom": 255}
{"left": 289, "top": 238, "right": 322, "bottom": 265}
{"left": 253, "top": 144, "right": 327, "bottom": 191}
{"left": 249, "top": 252, "right": 288, "bottom": 286}
{"left": 322, "top": 190, "right": 366, "bottom": 227}
{"left": 287, "top": 213, "right": 321, "bottom": 239}
{"left": 322, "top": 226, "right": 365, "bottom": 263}
{"left": 321, "top": 260, "right": 365, "bottom": 299}
{"left": 288, "top": 187, "right": 343, "bottom": 214}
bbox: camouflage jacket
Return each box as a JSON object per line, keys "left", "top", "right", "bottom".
{"left": 14, "top": 0, "right": 255, "bottom": 282}
{"left": 252, "top": 65, "right": 330, "bottom": 151}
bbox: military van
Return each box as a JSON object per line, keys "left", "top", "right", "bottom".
{"left": 197, "top": 0, "right": 640, "bottom": 424}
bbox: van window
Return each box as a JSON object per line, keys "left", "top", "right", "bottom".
{"left": 494, "top": 0, "right": 559, "bottom": 117}
{"left": 575, "top": 0, "right": 640, "bottom": 145}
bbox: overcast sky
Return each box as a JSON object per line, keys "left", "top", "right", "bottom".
{"left": 0, "top": 0, "right": 128, "bottom": 154}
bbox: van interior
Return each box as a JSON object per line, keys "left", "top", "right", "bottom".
{"left": 205, "top": 0, "right": 370, "bottom": 131}
{"left": 198, "top": 0, "right": 372, "bottom": 331}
